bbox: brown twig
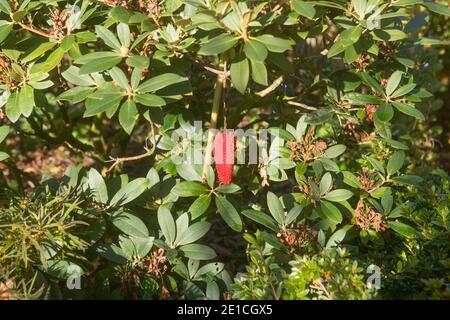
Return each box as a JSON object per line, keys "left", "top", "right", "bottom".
{"left": 17, "top": 21, "right": 60, "bottom": 40}
{"left": 287, "top": 100, "right": 318, "bottom": 111}
{"left": 106, "top": 121, "right": 156, "bottom": 172}
{"left": 256, "top": 76, "right": 284, "bottom": 98}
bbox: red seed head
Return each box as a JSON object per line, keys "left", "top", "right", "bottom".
{"left": 213, "top": 131, "right": 235, "bottom": 185}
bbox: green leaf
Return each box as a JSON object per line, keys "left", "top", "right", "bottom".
{"left": 180, "top": 244, "right": 216, "bottom": 260}
{"left": 5, "top": 91, "right": 20, "bottom": 123}
{"left": 250, "top": 59, "right": 268, "bottom": 85}
{"left": 320, "top": 200, "right": 343, "bottom": 223}
{"left": 88, "top": 168, "right": 108, "bottom": 204}
{"left": 57, "top": 87, "right": 94, "bottom": 104}
{"left": 131, "top": 236, "right": 154, "bottom": 258}
{"left": 0, "top": 0, "right": 11, "bottom": 13}
{"left": 342, "top": 171, "right": 362, "bottom": 188}
{"left": 117, "top": 23, "right": 131, "bottom": 48}
{"left": 173, "top": 181, "right": 208, "bottom": 197}
{"left": 327, "top": 41, "right": 345, "bottom": 58}
{"left": 360, "top": 72, "right": 384, "bottom": 95}
{"left": 285, "top": 205, "right": 303, "bottom": 225}
{"left": 112, "top": 211, "right": 149, "bottom": 237}
{"left": 244, "top": 39, "right": 268, "bottom": 61}
{"left": 230, "top": 56, "right": 249, "bottom": 94}
{"left": 319, "top": 158, "right": 340, "bottom": 172}
{"left": 0, "top": 125, "right": 9, "bottom": 143}
{"left": 84, "top": 90, "right": 123, "bottom": 117}
{"left": 30, "top": 48, "right": 65, "bottom": 73}
{"left": 345, "top": 93, "right": 383, "bottom": 105}
{"left": 62, "top": 66, "right": 96, "bottom": 86}
{"left": 324, "top": 144, "right": 346, "bottom": 158}
{"left": 292, "top": 0, "right": 317, "bottom": 19}
{"left": 19, "top": 84, "right": 35, "bottom": 117}
{"left": 368, "top": 156, "right": 386, "bottom": 174}
{"left": 392, "top": 102, "right": 425, "bottom": 120}
{"left": 372, "top": 29, "right": 407, "bottom": 41}
{"left": 326, "top": 225, "right": 352, "bottom": 248}
{"left": 198, "top": 34, "right": 238, "bottom": 55}
{"left": 0, "top": 151, "right": 9, "bottom": 161}
{"left": 126, "top": 55, "right": 149, "bottom": 69}
{"left": 340, "top": 26, "right": 362, "bottom": 46}
{"left": 110, "top": 177, "right": 149, "bottom": 206}
{"left": 135, "top": 93, "right": 166, "bottom": 107}
{"left": 110, "top": 6, "right": 134, "bottom": 23}
{"left": 119, "top": 98, "right": 138, "bottom": 134}
{"left": 194, "top": 262, "right": 225, "bottom": 278}
{"left": 424, "top": 2, "right": 450, "bottom": 17}
{"left": 386, "top": 71, "right": 403, "bottom": 96}
{"left": 391, "top": 175, "right": 423, "bottom": 186}
{"left": 381, "top": 191, "right": 393, "bottom": 214}
{"left": 319, "top": 172, "right": 332, "bottom": 195}
{"left": 97, "top": 245, "right": 127, "bottom": 264}
{"left": 176, "top": 163, "right": 202, "bottom": 181}
{"left": 0, "top": 21, "right": 12, "bottom": 44}
{"left": 79, "top": 55, "right": 122, "bottom": 74}
{"left": 323, "top": 189, "right": 353, "bottom": 202}
{"left": 391, "top": 83, "right": 416, "bottom": 98}
{"left": 22, "top": 40, "right": 57, "bottom": 64}
{"left": 61, "top": 35, "right": 76, "bottom": 51}
{"left": 109, "top": 67, "right": 128, "bottom": 90}
{"left": 266, "top": 191, "right": 285, "bottom": 225}
{"left": 216, "top": 183, "right": 240, "bottom": 194}
{"left": 95, "top": 25, "right": 121, "bottom": 50}
{"left": 241, "top": 209, "right": 279, "bottom": 232}
{"left": 268, "top": 127, "right": 296, "bottom": 141}
{"left": 206, "top": 282, "right": 220, "bottom": 300}
{"left": 387, "top": 151, "right": 405, "bottom": 176}
{"left": 255, "top": 34, "right": 291, "bottom": 52}
{"left": 215, "top": 195, "right": 242, "bottom": 232}
{"left": 176, "top": 222, "right": 211, "bottom": 246}
{"left": 388, "top": 221, "right": 419, "bottom": 238}
{"left": 189, "top": 194, "right": 211, "bottom": 220}
{"left": 375, "top": 103, "right": 394, "bottom": 122}
{"left": 137, "top": 73, "right": 188, "bottom": 93}
{"left": 157, "top": 205, "right": 176, "bottom": 245}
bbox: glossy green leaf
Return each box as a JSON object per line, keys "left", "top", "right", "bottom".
{"left": 88, "top": 168, "right": 108, "bottom": 204}
{"left": 119, "top": 98, "right": 138, "bottom": 134}
{"left": 215, "top": 195, "right": 242, "bottom": 232}
{"left": 112, "top": 211, "right": 149, "bottom": 237}
{"left": 387, "top": 151, "right": 405, "bottom": 176}
{"left": 323, "top": 189, "right": 353, "bottom": 202}
{"left": 173, "top": 181, "right": 208, "bottom": 197}
{"left": 388, "top": 221, "right": 419, "bottom": 238}
{"left": 198, "top": 34, "right": 238, "bottom": 55}
{"left": 244, "top": 39, "right": 268, "bottom": 61}
{"left": 176, "top": 221, "right": 211, "bottom": 246}
{"left": 267, "top": 191, "right": 285, "bottom": 225}
{"left": 158, "top": 205, "right": 176, "bottom": 245}
{"left": 189, "top": 194, "right": 212, "bottom": 219}
{"left": 241, "top": 209, "right": 279, "bottom": 232}
{"left": 392, "top": 102, "right": 425, "bottom": 120}
{"left": 110, "top": 178, "right": 149, "bottom": 206}
{"left": 320, "top": 200, "right": 343, "bottom": 223}
{"left": 230, "top": 56, "right": 249, "bottom": 94}
{"left": 180, "top": 244, "right": 216, "bottom": 260}
{"left": 292, "top": 0, "right": 317, "bottom": 19}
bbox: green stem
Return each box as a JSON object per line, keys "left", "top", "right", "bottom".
{"left": 202, "top": 73, "right": 224, "bottom": 182}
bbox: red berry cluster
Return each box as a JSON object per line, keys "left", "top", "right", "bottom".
{"left": 213, "top": 131, "right": 235, "bottom": 185}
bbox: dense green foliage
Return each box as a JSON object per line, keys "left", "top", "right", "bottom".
{"left": 0, "top": 0, "right": 449, "bottom": 300}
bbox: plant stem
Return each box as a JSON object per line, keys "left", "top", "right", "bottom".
{"left": 202, "top": 70, "right": 224, "bottom": 182}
